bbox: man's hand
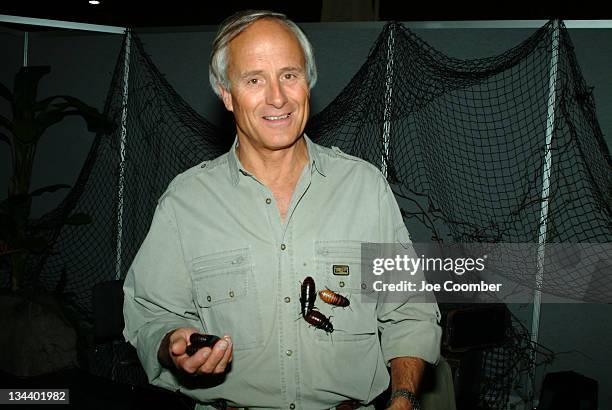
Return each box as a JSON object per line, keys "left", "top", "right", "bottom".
{"left": 158, "top": 327, "right": 233, "bottom": 375}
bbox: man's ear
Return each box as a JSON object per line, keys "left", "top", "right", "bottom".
{"left": 219, "top": 85, "right": 234, "bottom": 112}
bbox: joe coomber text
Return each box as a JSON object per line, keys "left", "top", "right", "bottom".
{"left": 372, "top": 280, "right": 502, "bottom": 292}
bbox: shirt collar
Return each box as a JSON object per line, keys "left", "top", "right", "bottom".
{"left": 304, "top": 133, "right": 327, "bottom": 178}
{"left": 228, "top": 136, "right": 243, "bottom": 186}
{"left": 228, "top": 133, "right": 326, "bottom": 186}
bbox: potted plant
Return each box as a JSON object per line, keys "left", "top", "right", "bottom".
{"left": 0, "top": 65, "right": 114, "bottom": 291}
{"left": 0, "top": 65, "right": 114, "bottom": 377}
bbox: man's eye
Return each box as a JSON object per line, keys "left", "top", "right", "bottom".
{"left": 284, "top": 73, "right": 296, "bottom": 80}
{"left": 248, "top": 78, "right": 259, "bottom": 85}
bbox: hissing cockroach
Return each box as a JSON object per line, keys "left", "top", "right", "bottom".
{"left": 304, "top": 310, "right": 334, "bottom": 334}
{"left": 318, "top": 289, "right": 350, "bottom": 308}
{"left": 300, "top": 276, "right": 316, "bottom": 317}
{"left": 186, "top": 333, "right": 221, "bottom": 356}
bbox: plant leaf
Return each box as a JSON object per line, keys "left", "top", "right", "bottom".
{"left": 34, "top": 95, "right": 66, "bottom": 112}
{"left": 30, "top": 184, "right": 71, "bottom": 197}
{"left": 0, "top": 114, "right": 12, "bottom": 131}
{"left": 49, "top": 95, "right": 115, "bottom": 134}
{"left": 0, "top": 132, "right": 10, "bottom": 146}
{"left": 34, "top": 108, "right": 75, "bottom": 133}
{"left": 13, "top": 66, "right": 50, "bottom": 112}
{"left": 36, "top": 106, "right": 115, "bottom": 136}
{"left": 0, "top": 81, "right": 12, "bottom": 103}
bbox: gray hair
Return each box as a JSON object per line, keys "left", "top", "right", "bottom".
{"left": 209, "top": 10, "right": 318, "bottom": 98}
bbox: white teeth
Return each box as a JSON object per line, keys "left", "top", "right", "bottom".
{"left": 264, "top": 113, "right": 290, "bottom": 120}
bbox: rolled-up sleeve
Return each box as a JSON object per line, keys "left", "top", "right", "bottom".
{"left": 375, "top": 175, "right": 442, "bottom": 365}
{"left": 123, "top": 194, "right": 202, "bottom": 389}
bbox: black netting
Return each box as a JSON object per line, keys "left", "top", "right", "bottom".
{"left": 477, "top": 315, "right": 553, "bottom": 409}
{"left": 31, "top": 34, "right": 229, "bottom": 312}
{"left": 9, "top": 20, "right": 610, "bottom": 408}
{"left": 308, "top": 21, "right": 610, "bottom": 300}
{"left": 310, "top": 21, "right": 610, "bottom": 244}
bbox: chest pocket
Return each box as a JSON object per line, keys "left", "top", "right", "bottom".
{"left": 191, "top": 248, "right": 263, "bottom": 351}
{"left": 315, "top": 240, "right": 372, "bottom": 293}
{"left": 314, "top": 240, "right": 377, "bottom": 342}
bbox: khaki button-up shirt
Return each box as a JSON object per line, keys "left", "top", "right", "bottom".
{"left": 123, "top": 135, "right": 441, "bottom": 409}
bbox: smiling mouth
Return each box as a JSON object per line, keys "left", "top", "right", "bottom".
{"left": 263, "top": 113, "right": 291, "bottom": 121}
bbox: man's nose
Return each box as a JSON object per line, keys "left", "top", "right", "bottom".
{"left": 266, "top": 79, "right": 288, "bottom": 108}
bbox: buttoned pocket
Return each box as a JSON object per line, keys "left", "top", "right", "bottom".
{"left": 191, "top": 248, "right": 263, "bottom": 350}
{"left": 313, "top": 241, "right": 377, "bottom": 342}
{"left": 315, "top": 240, "right": 373, "bottom": 293}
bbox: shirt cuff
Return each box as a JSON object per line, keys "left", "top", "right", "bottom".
{"left": 380, "top": 319, "right": 442, "bottom": 366}
{"left": 133, "top": 319, "right": 199, "bottom": 391}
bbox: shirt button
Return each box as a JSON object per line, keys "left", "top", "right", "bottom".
{"left": 281, "top": 244, "right": 286, "bottom": 251}
{"left": 284, "top": 297, "right": 291, "bottom": 303}
{"left": 289, "top": 404, "right": 295, "bottom": 409}
{"left": 339, "top": 281, "right": 345, "bottom": 288}
{"left": 207, "top": 296, "right": 212, "bottom": 302}
{"left": 286, "top": 349, "right": 293, "bottom": 356}
{"left": 229, "top": 290, "right": 235, "bottom": 298}
{"left": 361, "top": 282, "right": 367, "bottom": 289}
{"left": 266, "top": 198, "right": 272, "bottom": 204}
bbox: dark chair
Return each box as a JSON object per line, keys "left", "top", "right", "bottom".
{"left": 91, "top": 279, "right": 195, "bottom": 409}
{"left": 92, "top": 279, "right": 145, "bottom": 386}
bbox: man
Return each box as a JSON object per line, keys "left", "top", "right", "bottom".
{"left": 123, "top": 10, "right": 441, "bottom": 410}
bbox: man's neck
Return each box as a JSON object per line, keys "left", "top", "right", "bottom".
{"left": 236, "top": 136, "right": 309, "bottom": 188}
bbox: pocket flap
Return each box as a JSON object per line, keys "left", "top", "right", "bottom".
{"left": 191, "top": 248, "right": 250, "bottom": 307}
{"left": 315, "top": 240, "right": 371, "bottom": 292}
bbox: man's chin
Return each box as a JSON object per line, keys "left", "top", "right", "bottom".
{"left": 236, "top": 126, "right": 306, "bottom": 152}
{"left": 263, "top": 132, "right": 305, "bottom": 151}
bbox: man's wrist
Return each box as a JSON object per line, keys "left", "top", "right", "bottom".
{"left": 388, "top": 389, "right": 420, "bottom": 410}
{"left": 157, "top": 330, "right": 175, "bottom": 369}
{"left": 389, "top": 396, "right": 412, "bottom": 410}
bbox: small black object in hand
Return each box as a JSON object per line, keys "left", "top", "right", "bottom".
{"left": 186, "top": 333, "right": 221, "bottom": 356}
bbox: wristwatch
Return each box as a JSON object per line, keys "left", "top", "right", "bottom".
{"left": 388, "top": 389, "right": 421, "bottom": 410}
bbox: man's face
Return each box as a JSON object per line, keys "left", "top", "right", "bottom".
{"left": 219, "top": 19, "right": 310, "bottom": 153}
